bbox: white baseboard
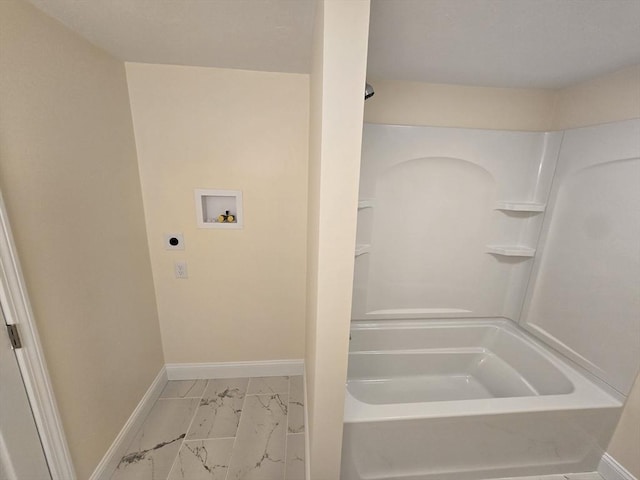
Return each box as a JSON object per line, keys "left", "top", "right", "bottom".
{"left": 89, "top": 367, "right": 168, "bottom": 480}
{"left": 599, "top": 453, "right": 637, "bottom": 480}
{"left": 165, "top": 359, "right": 304, "bottom": 380}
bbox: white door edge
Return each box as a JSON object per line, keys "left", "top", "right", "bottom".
{"left": 0, "top": 191, "right": 76, "bottom": 480}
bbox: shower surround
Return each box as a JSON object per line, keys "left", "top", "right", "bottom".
{"left": 343, "top": 119, "right": 640, "bottom": 479}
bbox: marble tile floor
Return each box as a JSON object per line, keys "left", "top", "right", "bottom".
{"left": 111, "top": 376, "right": 305, "bottom": 480}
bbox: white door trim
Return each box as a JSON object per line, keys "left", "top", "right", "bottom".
{"left": 0, "top": 191, "right": 76, "bottom": 479}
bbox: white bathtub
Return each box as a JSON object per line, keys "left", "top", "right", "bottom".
{"left": 341, "top": 319, "right": 623, "bottom": 480}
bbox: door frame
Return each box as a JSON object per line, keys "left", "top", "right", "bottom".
{"left": 0, "top": 191, "right": 76, "bottom": 479}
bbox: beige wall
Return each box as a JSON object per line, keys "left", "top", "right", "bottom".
{"left": 364, "top": 65, "right": 640, "bottom": 133}
{"left": 364, "top": 79, "right": 557, "bottom": 131}
{"left": 126, "top": 63, "right": 309, "bottom": 364}
{"left": 608, "top": 375, "right": 640, "bottom": 478}
{"left": 305, "top": 0, "right": 370, "bottom": 477}
{"left": 0, "top": 1, "right": 164, "bottom": 478}
{"left": 553, "top": 64, "right": 640, "bottom": 130}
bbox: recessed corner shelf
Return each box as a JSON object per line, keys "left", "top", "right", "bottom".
{"left": 486, "top": 245, "right": 536, "bottom": 257}
{"left": 358, "top": 199, "right": 375, "bottom": 209}
{"left": 355, "top": 244, "right": 371, "bottom": 257}
{"left": 495, "top": 202, "right": 545, "bottom": 212}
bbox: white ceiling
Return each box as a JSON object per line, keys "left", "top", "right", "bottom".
{"left": 27, "top": 0, "right": 640, "bottom": 88}
{"left": 367, "top": 0, "right": 640, "bottom": 88}
{"left": 26, "top": 0, "right": 317, "bottom": 74}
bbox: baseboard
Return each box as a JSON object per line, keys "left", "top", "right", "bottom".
{"left": 599, "top": 453, "right": 637, "bottom": 480}
{"left": 165, "top": 359, "right": 304, "bottom": 380}
{"left": 89, "top": 367, "right": 168, "bottom": 480}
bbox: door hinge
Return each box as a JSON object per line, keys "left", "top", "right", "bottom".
{"left": 6, "top": 324, "right": 22, "bottom": 349}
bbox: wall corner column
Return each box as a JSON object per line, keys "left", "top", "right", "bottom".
{"left": 305, "top": 0, "right": 371, "bottom": 478}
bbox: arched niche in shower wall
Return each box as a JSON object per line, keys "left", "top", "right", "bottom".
{"left": 353, "top": 123, "right": 562, "bottom": 321}
{"left": 366, "top": 157, "right": 497, "bottom": 316}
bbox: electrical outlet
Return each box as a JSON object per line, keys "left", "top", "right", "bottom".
{"left": 174, "top": 261, "right": 188, "bottom": 279}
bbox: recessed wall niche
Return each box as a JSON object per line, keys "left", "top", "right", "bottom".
{"left": 195, "top": 189, "right": 243, "bottom": 229}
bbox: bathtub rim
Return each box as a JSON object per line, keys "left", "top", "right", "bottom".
{"left": 344, "top": 317, "right": 623, "bottom": 424}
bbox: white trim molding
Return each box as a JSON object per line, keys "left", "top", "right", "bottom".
{"left": 599, "top": 453, "right": 637, "bottom": 480}
{"left": 89, "top": 367, "right": 167, "bottom": 480}
{"left": 0, "top": 191, "right": 76, "bottom": 480}
{"left": 165, "top": 359, "right": 304, "bottom": 380}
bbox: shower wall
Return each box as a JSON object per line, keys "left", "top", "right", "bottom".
{"left": 354, "top": 118, "right": 640, "bottom": 398}
{"left": 354, "top": 124, "right": 561, "bottom": 321}
{"left": 521, "top": 119, "right": 640, "bottom": 396}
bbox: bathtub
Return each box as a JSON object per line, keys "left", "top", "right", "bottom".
{"left": 341, "top": 319, "right": 623, "bottom": 480}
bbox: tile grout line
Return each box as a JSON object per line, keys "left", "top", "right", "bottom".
{"left": 244, "top": 378, "right": 291, "bottom": 480}
{"left": 289, "top": 376, "right": 306, "bottom": 480}
{"left": 223, "top": 377, "right": 251, "bottom": 480}
{"left": 182, "top": 436, "right": 237, "bottom": 442}
{"left": 225, "top": 376, "right": 290, "bottom": 480}
{"left": 165, "top": 380, "right": 209, "bottom": 480}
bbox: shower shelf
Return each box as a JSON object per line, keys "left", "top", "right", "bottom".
{"left": 486, "top": 245, "right": 536, "bottom": 257}
{"left": 495, "top": 202, "right": 545, "bottom": 212}
{"left": 358, "top": 199, "right": 375, "bottom": 209}
{"left": 355, "top": 244, "right": 371, "bottom": 257}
